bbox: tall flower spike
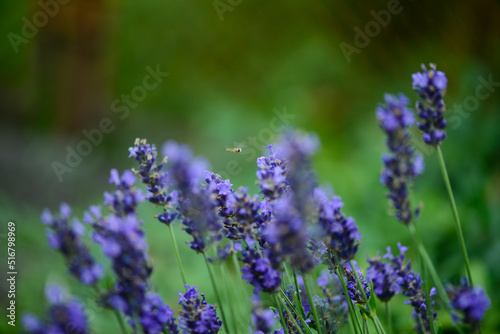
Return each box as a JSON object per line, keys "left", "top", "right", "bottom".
{"left": 251, "top": 295, "right": 277, "bottom": 334}
{"left": 178, "top": 285, "right": 222, "bottom": 334}
{"left": 367, "top": 243, "right": 409, "bottom": 302}
{"left": 412, "top": 63, "right": 448, "bottom": 146}
{"left": 447, "top": 277, "right": 490, "bottom": 331}
{"left": 240, "top": 246, "right": 282, "bottom": 294}
{"left": 264, "top": 197, "right": 314, "bottom": 273}
{"left": 377, "top": 93, "right": 424, "bottom": 224}
{"left": 256, "top": 144, "right": 288, "bottom": 201}
{"left": 343, "top": 262, "right": 371, "bottom": 305}
{"left": 41, "top": 203, "right": 103, "bottom": 285}
{"left": 22, "top": 284, "right": 89, "bottom": 334}
{"left": 104, "top": 169, "right": 145, "bottom": 216}
{"left": 162, "top": 142, "right": 222, "bottom": 253}
{"left": 399, "top": 269, "right": 437, "bottom": 333}
{"left": 314, "top": 188, "right": 361, "bottom": 263}
{"left": 129, "top": 138, "right": 179, "bottom": 225}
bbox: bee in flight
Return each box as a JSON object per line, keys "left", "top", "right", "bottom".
{"left": 226, "top": 147, "right": 242, "bottom": 153}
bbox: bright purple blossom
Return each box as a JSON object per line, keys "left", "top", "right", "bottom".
{"left": 41, "top": 203, "right": 103, "bottom": 285}
{"left": 139, "top": 292, "right": 179, "bottom": 334}
{"left": 412, "top": 63, "right": 448, "bottom": 146}
{"left": 178, "top": 285, "right": 222, "bottom": 334}
{"left": 256, "top": 144, "right": 288, "bottom": 200}
{"left": 367, "top": 243, "right": 409, "bottom": 302}
{"left": 447, "top": 278, "right": 490, "bottom": 330}
{"left": 240, "top": 247, "right": 282, "bottom": 294}
{"left": 22, "top": 284, "right": 88, "bottom": 334}
{"left": 314, "top": 188, "right": 361, "bottom": 262}
{"left": 104, "top": 169, "right": 145, "bottom": 215}
{"left": 264, "top": 197, "right": 314, "bottom": 273}
{"left": 377, "top": 93, "right": 423, "bottom": 224}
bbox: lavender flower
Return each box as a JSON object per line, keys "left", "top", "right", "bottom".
{"left": 343, "top": 262, "right": 371, "bottom": 305}
{"left": 104, "top": 169, "right": 145, "bottom": 216}
{"left": 240, "top": 247, "right": 282, "bottom": 294}
{"left": 279, "top": 130, "right": 319, "bottom": 215}
{"left": 87, "top": 211, "right": 152, "bottom": 319}
{"left": 251, "top": 295, "right": 277, "bottom": 334}
{"left": 264, "top": 197, "right": 314, "bottom": 273}
{"left": 399, "top": 270, "right": 437, "bottom": 333}
{"left": 140, "top": 292, "right": 179, "bottom": 334}
{"left": 163, "top": 141, "right": 208, "bottom": 195}
{"left": 256, "top": 144, "right": 288, "bottom": 200}
{"left": 129, "top": 138, "right": 180, "bottom": 225}
{"left": 41, "top": 203, "right": 103, "bottom": 285}
{"left": 447, "top": 278, "right": 490, "bottom": 330}
{"left": 224, "top": 187, "right": 263, "bottom": 244}
{"left": 366, "top": 243, "right": 409, "bottom": 302}
{"left": 178, "top": 285, "right": 222, "bottom": 334}
{"left": 162, "top": 142, "right": 222, "bottom": 253}
{"left": 412, "top": 63, "right": 448, "bottom": 146}
{"left": 84, "top": 171, "right": 158, "bottom": 328}
{"left": 314, "top": 188, "right": 361, "bottom": 262}
{"left": 23, "top": 284, "right": 88, "bottom": 334}
{"left": 377, "top": 93, "right": 423, "bottom": 224}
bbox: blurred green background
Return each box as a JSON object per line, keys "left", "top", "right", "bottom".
{"left": 1, "top": 0, "right": 499, "bottom": 333}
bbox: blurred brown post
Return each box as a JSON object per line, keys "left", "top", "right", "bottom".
{"left": 36, "top": 0, "right": 109, "bottom": 134}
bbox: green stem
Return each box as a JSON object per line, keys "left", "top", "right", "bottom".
{"left": 291, "top": 268, "right": 306, "bottom": 318}
{"left": 216, "top": 263, "right": 238, "bottom": 334}
{"left": 168, "top": 224, "right": 187, "bottom": 286}
{"left": 303, "top": 275, "right": 321, "bottom": 332}
{"left": 203, "top": 253, "right": 230, "bottom": 333}
{"left": 336, "top": 264, "right": 362, "bottom": 334}
{"left": 114, "top": 310, "right": 128, "bottom": 334}
{"left": 280, "top": 289, "right": 312, "bottom": 333}
{"left": 231, "top": 252, "right": 250, "bottom": 318}
{"left": 348, "top": 261, "right": 387, "bottom": 334}
{"left": 385, "top": 302, "right": 391, "bottom": 334}
{"left": 94, "top": 286, "right": 127, "bottom": 334}
{"left": 436, "top": 146, "right": 473, "bottom": 286}
{"left": 279, "top": 292, "right": 307, "bottom": 334}
{"left": 274, "top": 294, "right": 289, "bottom": 334}
{"left": 407, "top": 223, "right": 450, "bottom": 308}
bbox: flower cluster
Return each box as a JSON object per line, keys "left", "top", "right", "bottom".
{"left": 178, "top": 285, "right": 222, "bottom": 334}
{"left": 412, "top": 63, "right": 448, "bottom": 146}
{"left": 447, "top": 278, "right": 490, "bottom": 331}
{"left": 129, "top": 138, "right": 179, "bottom": 225}
{"left": 367, "top": 244, "right": 436, "bottom": 333}
{"left": 162, "top": 141, "right": 222, "bottom": 253}
{"left": 314, "top": 188, "right": 361, "bottom": 263}
{"left": 251, "top": 296, "right": 281, "bottom": 334}
{"left": 104, "top": 169, "right": 145, "bottom": 215}
{"left": 377, "top": 93, "right": 424, "bottom": 224}
{"left": 28, "top": 63, "right": 492, "bottom": 334}
{"left": 343, "top": 262, "right": 371, "bottom": 305}
{"left": 240, "top": 246, "right": 282, "bottom": 294}
{"left": 22, "top": 284, "right": 88, "bottom": 334}
{"left": 41, "top": 203, "right": 103, "bottom": 285}
{"left": 256, "top": 144, "right": 288, "bottom": 200}
{"left": 366, "top": 243, "right": 409, "bottom": 302}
